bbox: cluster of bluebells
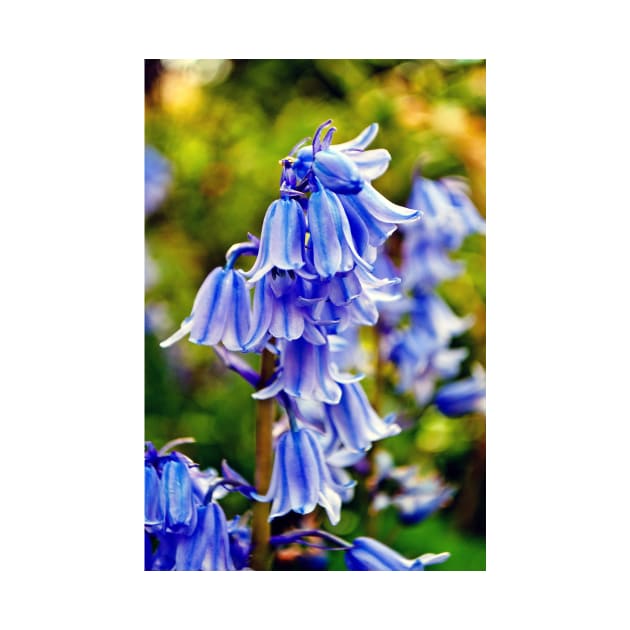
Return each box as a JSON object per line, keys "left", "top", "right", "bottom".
{"left": 377, "top": 174, "right": 486, "bottom": 412}
{"left": 149, "top": 121, "right": 451, "bottom": 570}
{"left": 144, "top": 439, "right": 254, "bottom": 570}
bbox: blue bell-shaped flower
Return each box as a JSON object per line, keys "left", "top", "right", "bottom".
{"left": 255, "top": 427, "right": 354, "bottom": 525}
{"left": 174, "top": 502, "right": 236, "bottom": 571}
{"left": 160, "top": 267, "right": 251, "bottom": 351}
{"left": 345, "top": 537, "right": 450, "bottom": 571}
{"left": 246, "top": 197, "right": 307, "bottom": 283}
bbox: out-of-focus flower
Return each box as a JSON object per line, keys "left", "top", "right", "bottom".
{"left": 407, "top": 175, "right": 485, "bottom": 252}
{"left": 145, "top": 146, "right": 172, "bottom": 215}
{"left": 256, "top": 427, "right": 354, "bottom": 525}
{"left": 345, "top": 537, "right": 450, "bottom": 571}
{"left": 227, "top": 514, "right": 252, "bottom": 571}
{"left": 435, "top": 365, "right": 486, "bottom": 417}
{"left": 160, "top": 267, "right": 251, "bottom": 351}
{"left": 175, "top": 502, "right": 236, "bottom": 571}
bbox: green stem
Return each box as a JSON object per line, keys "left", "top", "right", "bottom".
{"left": 250, "top": 346, "right": 276, "bottom": 571}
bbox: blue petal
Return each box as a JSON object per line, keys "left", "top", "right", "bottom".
{"left": 221, "top": 270, "right": 252, "bottom": 351}
{"left": 190, "top": 268, "right": 232, "bottom": 345}
{"left": 345, "top": 537, "right": 413, "bottom": 571}
{"left": 145, "top": 465, "right": 165, "bottom": 533}
{"left": 269, "top": 292, "right": 305, "bottom": 341}
{"left": 347, "top": 148, "right": 391, "bottom": 181}
{"left": 308, "top": 188, "right": 343, "bottom": 278}
{"left": 243, "top": 275, "right": 274, "bottom": 351}
{"left": 285, "top": 429, "right": 319, "bottom": 514}
{"left": 313, "top": 149, "right": 364, "bottom": 194}
{"left": 333, "top": 123, "right": 379, "bottom": 151}
{"left": 247, "top": 198, "right": 306, "bottom": 282}
{"left": 353, "top": 183, "right": 420, "bottom": 223}
{"left": 339, "top": 193, "right": 397, "bottom": 247}
{"left": 161, "top": 460, "right": 198, "bottom": 535}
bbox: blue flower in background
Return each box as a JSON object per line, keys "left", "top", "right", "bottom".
{"left": 435, "top": 365, "right": 486, "bottom": 417}
{"left": 345, "top": 537, "right": 450, "bottom": 571}
{"left": 406, "top": 175, "right": 485, "bottom": 251}
{"left": 175, "top": 502, "right": 236, "bottom": 571}
{"left": 160, "top": 266, "right": 251, "bottom": 352}
{"left": 256, "top": 427, "right": 354, "bottom": 525}
{"left": 145, "top": 146, "right": 172, "bottom": 215}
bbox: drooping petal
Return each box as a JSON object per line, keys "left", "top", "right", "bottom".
{"left": 161, "top": 460, "right": 198, "bottom": 535}
{"left": 242, "top": 275, "right": 274, "bottom": 351}
{"left": 144, "top": 464, "right": 165, "bottom": 533}
{"left": 346, "top": 148, "right": 391, "bottom": 181}
{"left": 221, "top": 270, "right": 252, "bottom": 351}
{"left": 285, "top": 429, "right": 319, "bottom": 514}
{"left": 332, "top": 122, "right": 379, "bottom": 152}
{"left": 340, "top": 193, "right": 397, "bottom": 247}
{"left": 346, "top": 183, "right": 421, "bottom": 224}
{"left": 308, "top": 187, "right": 343, "bottom": 278}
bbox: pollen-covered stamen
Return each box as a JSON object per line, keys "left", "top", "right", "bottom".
{"left": 312, "top": 119, "right": 333, "bottom": 154}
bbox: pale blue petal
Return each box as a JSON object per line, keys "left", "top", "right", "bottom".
{"left": 348, "top": 148, "right": 391, "bottom": 181}
{"left": 333, "top": 122, "right": 379, "bottom": 151}
{"left": 308, "top": 188, "right": 342, "bottom": 278}
{"left": 221, "top": 270, "right": 251, "bottom": 351}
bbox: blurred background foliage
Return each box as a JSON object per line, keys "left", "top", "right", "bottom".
{"left": 145, "top": 59, "right": 485, "bottom": 570}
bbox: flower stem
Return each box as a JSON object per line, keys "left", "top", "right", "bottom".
{"left": 250, "top": 346, "right": 276, "bottom": 571}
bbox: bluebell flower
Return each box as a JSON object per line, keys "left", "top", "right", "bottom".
{"left": 392, "top": 481, "right": 455, "bottom": 526}
{"left": 435, "top": 365, "right": 486, "bottom": 417}
{"left": 145, "top": 146, "right": 171, "bottom": 215}
{"left": 388, "top": 328, "right": 468, "bottom": 404}
{"left": 408, "top": 290, "right": 473, "bottom": 343}
{"left": 245, "top": 197, "right": 307, "bottom": 283}
{"left": 401, "top": 239, "right": 465, "bottom": 290}
{"left": 174, "top": 502, "right": 236, "bottom": 571}
{"left": 160, "top": 266, "right": 251, "bottom": 351}
{"left": 407, "top": 175, "right": 485, "bottom": 251}
{"left": 253, "top": 338, "right": 355, "bottom": 404}
{"left": 256, "top": 427, "right": 354, "bottom": 525}
{"left": 243, "top": 270, "right": 322, "bottom": 351}
{"left": 345, "top": 537, "right": 450, "bottom": 571}
{"left": 371, "top": 460, "right": 455, "bottom": 525}
{"left": 319, "top": 382, "right": 401, "bottom": 453}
